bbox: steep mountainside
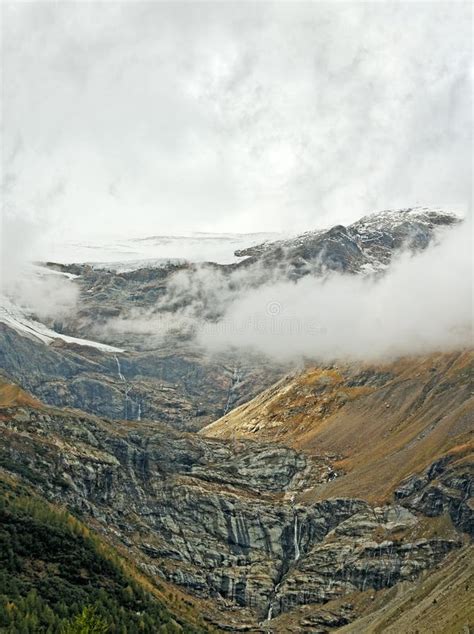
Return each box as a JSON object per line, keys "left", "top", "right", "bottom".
{"left": 0, "top": 208, "right": 461, "bottom": 433}
{"left": 203, "top": 351, "right": 473, "bottom": 503}
{"left": 201, "top": 349, "right": 474, "bottom": 631}
{"left": 339, "top": 544, "right": 473, "bottom": 633}
{"left": 0, "top": 351, "right": 472, "bottom": 632}
{"left": 0, "top": 209, "right": 471, "bottom": 632}
{"left": 0, "top": 474, "right": 209, "bottom": 633}
{"left": 0, "top": 322, "right": 283, "bottom": 431}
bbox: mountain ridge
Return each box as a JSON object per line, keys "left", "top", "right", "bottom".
{"left": 0, "top": 207, "right": 471, "bottom": 632}
{"left": 0, "top": 346, "right": 472, "bottom": 631}
{"left": 202, "top": 350, "right": 473, "bottom": 503}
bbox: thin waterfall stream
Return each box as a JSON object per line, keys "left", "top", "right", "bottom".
{"left": 114, "top": 355, "right": 141, "bottom": 421}
{"left": 294, "top": 514, "right": 300, "bottom": 562}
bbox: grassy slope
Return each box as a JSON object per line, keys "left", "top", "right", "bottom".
{"left": 339, "top": 545, "right": 474, "bottom": 633}
{"left": 202, "top": 350, "right": 473, "bottom": 502}
{"left": 0, "top": 379, "right": 44, "bottom": 408}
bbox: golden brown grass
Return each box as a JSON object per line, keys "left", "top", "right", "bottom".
{"left": 0, "top": 378, "right": 44, "bottom": 409}
{"left": 339, "top": 545, "right": 474, "bottom": 633}
{"left": 203, "top": 350, "right": 474, "bottom": 503}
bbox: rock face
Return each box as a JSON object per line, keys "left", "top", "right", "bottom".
{"left": 235, "top": 207, "right": 458, "bottom": 276}
{"left": 0, "top": 208, "right": 461, "bottom": 433}
{"left": 277, "top": 513, "right": 455, "bottom": 614}
{"left": 0, "top": 392, "right": 469, "bottom": 631}
{"left": 395, "top": 456, "right": 473, "bottom": 536}
{"left": 0, "top": 209, "right": 470, "bottom": 631}
{"left": 0, "top": 322, "right": 283, "bottom": 431}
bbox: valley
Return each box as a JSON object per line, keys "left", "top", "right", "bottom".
{"left": 0, "top": 209, "right": 472, "bottom": 632}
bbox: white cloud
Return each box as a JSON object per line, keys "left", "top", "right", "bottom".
{"left": 2, "top": 2, "right": 472, "bottom": 243}
{"left": 197, "top": 222, "right": 473, "bottom": 362}
{"left": 0, "top": 214, "right": 78, "bottom": 320}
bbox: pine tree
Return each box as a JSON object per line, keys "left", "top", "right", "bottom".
{"left": 61, "top": 606, "right": 109, "bottom": 634}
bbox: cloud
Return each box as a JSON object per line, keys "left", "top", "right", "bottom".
{"left": 0, "top": 213, "right": 78, "bottom": 321}
{"left": 101, "top": 260, "right": 276, "bottom": 344}
{"left": 197, "top": 221, "right": 472, "bottom": 362}
{"left": 97, "top": 219, "right": 472, "bottom": 363}
{"left": 2, "top": 2, "right": 472, "bottom": 241}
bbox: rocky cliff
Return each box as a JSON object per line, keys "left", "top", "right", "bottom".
{"left": 0, "top": 209, "right": 471, "bottom": 632}
{"left": 0, "top": 208, "right": 461, "bottom": 434}
{"left": 0, "top": 354, "right": 471, "bottom": 631}
{"left": 0, "top": 321, "right": 283, "bottom": 431}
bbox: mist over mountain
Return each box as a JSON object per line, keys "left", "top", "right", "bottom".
{"left": 1, "top": 207, "right": 471, "bottom": 423}
{"left": 1, "top": 216, "right": 473, "bottom": 634}
{"left": 1, "top": 2, "right": 472, "bottom": 632}
{"left": 24, "top": 207, "right": 466, "bottom": 364}
{"left": 199, "top": 214, "right": 472, "bottom": 362}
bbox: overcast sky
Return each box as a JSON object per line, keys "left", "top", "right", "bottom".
{"left": 1, "top": 1, "right": 472, "bottom": 242}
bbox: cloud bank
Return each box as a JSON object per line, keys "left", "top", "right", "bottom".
{"left": 2, "top": 2, "right": 472, "bottom": 241}
{"left": 0, "top": 214, "right": 78, "bottom": 321}
{"left": 197, "top": 222, "right": 472, "bottom": 362}
{"left": 100, "top": 220, "right": 472, "bottom": 363}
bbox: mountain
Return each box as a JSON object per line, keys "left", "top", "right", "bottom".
{"left": 233, "top": 207, "right": 458, "bottom": 276}
{"left": 0, "top": 350, "right": 472, "bottom": 631}
{"left": 0, "top": 208, "right": 471, "bottom": 632}
{"left": 50, "top": 207, "right": 458, "bottom": 336}
{"left": 202, "top": 351, "right": 473, "bottom": 505}
{"left": 0, "top": 207, "right": 460, "bottom": 432}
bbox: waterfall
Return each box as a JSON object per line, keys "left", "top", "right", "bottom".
{"left": 114, "top": 355, "right": 125, "bottom": 381}
{"left": 223, "top": 365, "right": 240, "bottom": 415}
{"left": 266, "top": 581, "right": 281, "bottom": 624}
{"left": 114, "top": 355, "right": 142, "bottom": 421}
{"left": 124, "top": 386, "right": 130, "bottom": 419}
{"left": 294, "top": 514, "right": 300, "bottom": 562}
{"left": 361, "top": 566, "right": 368, "bottom": 591}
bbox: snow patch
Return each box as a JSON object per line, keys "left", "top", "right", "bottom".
{"left": 0, "top": 295, "right": 124, "bottom": 352}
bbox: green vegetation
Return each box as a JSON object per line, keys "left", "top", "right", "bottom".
{"left": 61, "top": 607, "right": 109, "bottom": 633}
{"left": 0, "top": 477, "right": 204, "bottom": 633}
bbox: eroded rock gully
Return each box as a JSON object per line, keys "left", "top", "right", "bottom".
{"left": 0, "top": 405, "right": 470, "bottom": 631}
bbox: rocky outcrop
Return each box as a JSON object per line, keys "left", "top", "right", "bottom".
{"left": 0, "top": 396, "right": 469, "bottom": 631}
{"left": 395, "top": 456, "right": 473, "bottom": 535}
{"left": 0, "top": 321, "right": 283, "bottom": 431}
